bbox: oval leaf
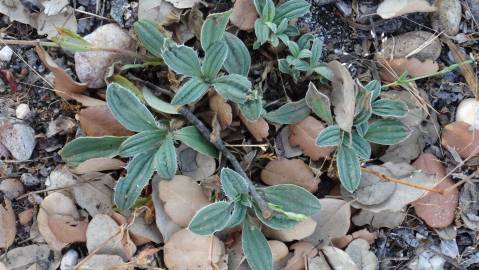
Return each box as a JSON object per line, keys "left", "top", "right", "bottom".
{"left": 306, "top": 82, "right": 333, "bottom": 124}
{"left": 134, "top": 20, "right": 167, "bottom": 58}
{"left": 173, "top": 126, "right": 219, "bottom": 158}
{"left": 273, "top": 0, "right": 310, "bottom": 23}
{"left": 337, "top": 144, "right": 361, "bottom": 193}
{"left": 372, "top": 99, "right": 408, "bottom": 118}
{"left": 343, "top": 132, "right": 371, "bottom": 160}
{"left": 202, "top": 41, "right": 228, "bottom": 79}
{"left": 171, "top": 78, "right": 210, "bottom": 105}
{"left": 239, "top": 95, "right": 263, "bottom": 121}
{"left": 155, "top": 134, "right": 177, "bottom": 179}
{"left": 212, "top": 74, "right": 252, "bottom": 104}
{"left": 143, "top": 87, "right": 179, "bottom": 115}
{"left": 316, "top": 125, "right": 341, "bottom": 147}
{"left": 106, "top": 83, "right": 158, "bottom": 132}
{"left": 223, "top": 32, "right": 251, "bottom": 76}
{"left": 188, "top": 201, "right": 232, "bottom": 235}
{"left": 242, "top": 220, "right": 273, "bottom": 270}
{"left": 364, "top": 80, "right": 381, "bottom": 100}
{"left": 264, "top": 99, "right": 311, "bottom": 124}
{"left": 220, "top": 168, "right": 249, "bottom": 199}
{"left": 201, "top": 10, "right": 231, "bottom": 50}
{"left": 119, "top": 130, "right": 167, "bottom": 157}
{"left": 263, "top": 184, "right": 321, "bottom": 216}
{"left": 61, "top": 136, "right": 127, "bottom": 165}
{"left": 364, "top": 119, "right": 410, "bottom": 145}
{"left": 163, "top": 45, "right": 202, "bottom": 78}
{"left": 226, "top": 203, "right": 247, "bottom": 227}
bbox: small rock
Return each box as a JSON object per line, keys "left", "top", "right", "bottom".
{"left": 0, "top": 120, "right": 36, "bottom": 161}
{"left": 20, "top": 173, "right": 41, "bottom": 186}
{"left": 60, "top": 249, "right": 79, "bottom": 270}
{"left": 15, "top": 104, "right": 31, "bottom": 120}
{"left": 0, "top": 178, "right": 24, "bottom": 199}
{"left": 0, "top": 46, "right": 13, "bottom": 62}
{"left": 0, "top": 142, "right": 10, "bottom": 159}
{"left": 431, "top": 0, "right": 462, "bottom": 36}
{"left": 380, "top": 31, "right": 442, "bottom": 61}
{"left": 456, "top": 98, "right": 479, "bottom": 129}
{"left": 441, "top": 121, "right": 479, "bottom": 158}
{"left": 74, "top": 24, "right": 136, "bottom": 88}
{"left": 18, "top": 208, "right": 34, "bottom": 225}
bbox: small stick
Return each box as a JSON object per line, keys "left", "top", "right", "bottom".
{"left": 178, "top": 106, "right": 271, "bottom": 219}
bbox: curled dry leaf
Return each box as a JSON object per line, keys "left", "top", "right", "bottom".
{"left": 261, "top": 158, "right": 319, "bottom": 192}
{"left": 352, "top": 209, "right": 406, "bottom": 229}
{"left": 379, "top": 57, "right": 439, "bottom": 82}
{"left": 158, "top": 175, "right": 210, "bottom": 227}
{"left": 282, "top": 241, "right": 318, "bottom": 270}
{"left": 46, "top": 116, "right": 76, "bottom": 138}
{"left": 209, "top": 94, "right": 233, "bottom": 129}
{"left": 78, "top": 106, "right": 134, "bottom": 137}
{"left": 164, "top": 229, "right": 225, "bottom": 270}
{"left": 138, "top": 0, "right": 181, "bottom": 25}
{"left": 319, "top": 246, "right": 359, "bottom": 270}
{"left": 328, "top": 61, "right": 355, "bottom": 133}
{"left": 306, "top": 198, "right": 351, "bottom": 247}
{"left": 71, "top": 157, "right": 125, "bottom": 175}
{"left": 441, "top": 121, "right": 479, "bottom": 159}
{"left": 38, "top": 192, "right": 88, "bottom": 250}
{"left": 345, "top": 239, "right": 378, "bottom": 270}
{"left": 377, "top": 0, "right": 436, "bottom": 19}
{"left": 412, "top": 153, "right": 458, "bottom": 228}
{"left": 230, "top": 0, "right": 258, "bottom": 30}
{"left": 289, "top": 116, "right": 334, "bottom": 160}
{"left": 111, "top": 212, "right": 162, "bottom": 246}
{"left": 152, "top": 176, "right": 180, "bottom": 241}
{"left": 0, "top": 178, "right": 24, "bottom": 200}
{"left": 264, "top": 217, "right": 317, "bottom": 242}
{"left": 239, "top": 114, "right": 269, "bottom": 141}
{"left": 332, "top": 228, "right": 377, "bottom": 249}
{"left": 86, "top": 214, "right": 136, "bottom": 261}
{"left": 0, "top": 199, "right": 16, "bottom": 249}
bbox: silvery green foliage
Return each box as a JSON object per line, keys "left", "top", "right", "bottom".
{"left": 253, "top": 0, "right": 310, "bottom": 49}
{"left": 60, "top": 83, "right": 217, "bottom": 210}
{"left": 312, "top": 80, "right": 410, "bottom": 192}
{"left": 188, "top": 168, "right": 321, "bottom": 270}
{"left": 278, "top": 36, "right": 333, "bottom": 82}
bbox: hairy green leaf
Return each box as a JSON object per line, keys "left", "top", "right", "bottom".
{"left": 343, "top": 132, "right": 371, "bottom": 160}
{"left": 163, "top": 45, "right": 202, "bottom": 77}
{"left": 119, "top": 130, "right": 167, "bottom": 157}
{"left": 262, "top": 0, "right": 275, "bottom": 21}
{"left": 273, "top": 0, "right": 310, "bottom": 24}
{"left": 356, "top": 121, "right": 369, "bottom": 137}
{"left": 188, "top": 201, "right": 232, "bottom": 235}
{"left": 133, "top": 20, "right": 167, "bottom": 57}
{"left": 114, "top": 151, "right": 155, "bottom": 210}
{"left": 306, "top": 82, "right": 333, "bottom": 124}
{"left": 372, "top": 99, "right": 408, "bottom": 118}
{"left": 202, "top": 41, "right": 228, "bottom": 80}
{"left": 316, "top": 125, "right": 341, "bottom": 147}
{"left": 353, "top": 88, "right": 372, "bottom": 125}
{"left": 364, "top": 80, "right": 381, "bottom": 100}
{"left": 337, "top": 144, "right": 361, "bottom": 193}
{"left": 238, "top": 95, "right": 263, "bottom": 121}
{"left": 52, "top": 27, "right": 94, "bottom": 52}
{"left": 310, "top": 37, "right": 323, "bottom": 64}
{"left": 254, "top": 19, "right": 270, "bottom": 46}
{"left": 223, "top": 32, "right": 251, "bottom": 76}
{"left": 242, "top": 220, "right": 272, "bottom": 270}
{"left": 364, "top": 119, "right": 410, "bottom": 145}
{"left": 155, "top": 134, "right": 177, "bottom": 179}
{"left": 220, "top": 168, "right": 249, "bottom": 199}
{"left": 254, "top": 205, "right": 298, "bottom": 229}
{"left": 170, "top": 78, "right": 210, "bottom": 105}
{"left": 254, "top": 0, "right": 267, "bottom": 14}
{"left": 212, "top": 74, "right": 251, "bottom": 104}
{"left": 143, "top": 87, "right": 179, "bottom": 115}
{"left": 106, "top": 83, "right": 158, "bottom": 132}
{"left": 201, "top": 10, "right": 231, "bottom": 50}
{"left": 173, "top": 126, "right": 219, "bottom": 158}
{"left": 60, "top": 136, "right": 127, "bottom": 165}
{"left": 226, "top": 203, "right": 247, "bottom": 227}
{"left": 264, "top": 99, "right": 310, "bottom": 124}
{"left": 263, "top": 184, "right": 321, "bottom": 216}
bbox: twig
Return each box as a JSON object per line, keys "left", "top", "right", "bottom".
{"left": 127, "top": 74, "right": 174, "bottom": 97}
{"left": 178, "top": 106, "right": 271, "bottom": 219}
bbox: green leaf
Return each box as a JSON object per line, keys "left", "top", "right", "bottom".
{"left": 263, "top": 184, "right": 321, "bottom": 216}
{"left": 356, "top": 121, "right": 369, "bottom": 137}
{"left": 337, "top": 144, "right": 361, "bottom": 193}
{"left": 114, "top": 151, "right": 155, "bottom": 210}
{"left": 343, "top": 132, "right": 371, "bottom": 160}
{"left": 212, "top": 74, "right": 251, "bottom": 104}
{"left": 220, "top": 168, "right": 249, "bottom": 199}
{"left": 223, "top": 32, "right": 251, "bottom": 76}
{"left": 119, "top": 130, "right": 167, "bottom": 157}
{"left": 364, "top": 119, "right": 410, "bottom": 145}
{"left": 312, "top": 64, "right": 334, "bottom": 81}
{"left": 254, "top": 205, "right": 298, "bottom": 229}
{"left": 133, "top": 20, "right": 167, "bottom": 57}
{"left": 306, "top": 82, "right": 333, "bottom": 124}
{"left": 364, "top": 80, "right": 381, "bottom": 100}
{"left": 106, "top": 83, "right": 158, "bottom": 132}
{"left": 254, "top": 19, "right": 270, "bottom": 46}
{"left": 264, "top": 99, "right": 310, "bottom": 124}
{"left": 310, "top": 37, "right": 323, "bottom": 64}
{"left": 273, "top": 0, "right": 310, "bottom": 24}
{"left": 163, "top": 45, "right": 202, "bottom": 77}
{"left": 372, "top": 99, "right": 408, "bottom": 118}
{"left": 297, "top": 33, "right": 314, "bottom": 50}
{"left": 239, "top": 95, "right": 263, "bottom": 121}
{"left": 188, "top": 202, "right": 232, "bottom": 235}
{"left": 226, "top": 203, "right": 247, "bottom": 227}
{"left": 315, "top": 125, "right": 341, "bottom": 147}
{"left": 261, "top": 0, "right": 275, "bottom": 21}
{"left": 170, "top": 78, "right": 210, "bottom": 105}
{"left": 60, "top": 136, "right": 127, "bottom": 166}
{"left": 52, "top": 27, "right": 94, "bottom": 52}
{"left": 287, "top": 41, "right": 300, "bottom": 56}
{"left": 110, "top": 75, "right": 142, "bottom": 98}
{"left": 173, "top": 126, "right": 219, "bottom": 158}
{"left": 201, "top": 10, "right": 231, "bottom": 51}
{"left": 154, "top": 134, "right": 177, "bottom": 179}
{"left": 143, "top": 87, "right": 179, "bottom": 115}
{"left": 254, "top": 0, "right": 267, "bottom": 14}
{"left": 353, "top": 88, "right": 372, "bottom": 125}
{"left": 202, "top": 41, "right": 228, "bottom": 80}
{"left": 242, "top": 220, "right": 272, "bottom": 270}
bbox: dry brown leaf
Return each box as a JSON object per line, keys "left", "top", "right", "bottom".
{"left": 239, "top": 114, "right": 269, "bottom": 141}
{"left": 47, "top": 214, "right": 88, "bottom": 243}
{"left": 177, "top": 145, "right": 217, "bottom": 181}
{"left": 71, "top": 157, "right": 125, "bottom": 175}
{"left": 230, "top": 0, "right": 258, "bottom": 30}
{"left": 0, "top": 199, "right": 16, "bottom": 249}
{"left": 164, "top": 229, "right": 225, "bottom": 270}
{"left": 151, "top": 176, "right": 181, "bottom": 242}
{"left": 264, "top": 217, "right": 317, "bottom": 242}
{"left": 260, "top": 158, "right": 319, "bottom": 192}
{"left": 78, "top": 106, "right": 133, "bottom": 137}
{"left": 352, "top": 209, "right": 406, "bottom": 229}
{"left": 111, "top": 212, "right": 162, "bottom": 246}
{"left": 18, "top": 208, "right": 34, "bottom": 225}
{"left": 441, "top": 121, "right": 479, "bottom": 158}
{"left": 2, "top": 244, "right": 61, "bottom": 270}
{"left": 411, "top": 153, "right": 458, "bottom": 228}
{"left": 165, "top": 0, "right": 199, "bottom": 9}
{"left": 158, "top": 175, "right": 210, "bottom": 227}
{"left": 379, "top": 57, "right": 439, "bottom": 83}
{"left": 78, "top": 254, "right": 124, "bottom": 270}
{"left": 282, "top": 241, "right": 318, "bottom": 270}
{"left": 289, "top": 116, "right": 334, "bottom": 160}
{"left": 0, "top": 178, "right": 24, "bottom": 200}
{"left": 344, "top": 239, "right": 377, "bottom": 270}
{"left": 269, "top": 240, "right": 288, "bottom": 263}
{"left": 328, "top": 61, "right": 355, "bottom": 133}
{"left": 332, "top": 229, "right": 377, "bottom": 249}
{"left": 320, "top": 246, "right": 359, "bottom": 270}
{"left": 445, "top": 39, "right": 478, "bottom": 97}
{"left": 139, "top": 0, "right": 181, "bottom": 25}
{"left": 209, "top": 94, "right": 233, "bottom": 129}
{"left": 377, "top": 0, "right": 436, "bottom": 19}
{"left": 306, "top": 198, "right": 351, "bottom": 246}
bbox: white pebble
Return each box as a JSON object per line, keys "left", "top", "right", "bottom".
{"left": 60, "top": 249, "right": 79, "bottom": 270}
{"left": 0, "top": 46, "right": 13, "bottom": 62}
{"left": 456, "top": 98, "right": 479, "bottom": 129}
{"left": 15, "top": 103, "right": 31, "bottom": 120}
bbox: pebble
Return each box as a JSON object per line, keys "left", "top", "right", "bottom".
{"left": 15, "top": 103, "right": 31, "bottom": 120}
{"left": 0, "top": 46, "right": 13, "bottom": 62}
{"left": 0, "top": 178, "right": 25, "bottom": 200}
{"left": 455, "top": 98, "right": 479, "bottom": 129}
{"left": 20, "top": 173, "right": 41, "bottom": 186}
{"left": 431, "top": 0, "right": 462, "bottom": 36}
{"left": 74, "top": 24, "right": 136, "bottom": 88}
{"left": 60, "top": 249, "right": 79, "bottom": 270}
{"left": 18, "top": 208, "right": 34, "bottom": 225}
{"left": 0, "top": 119, "right": 36, "bottom": 161}
{"left": 380, "top": 31, "right": 442, "bottom": 61}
